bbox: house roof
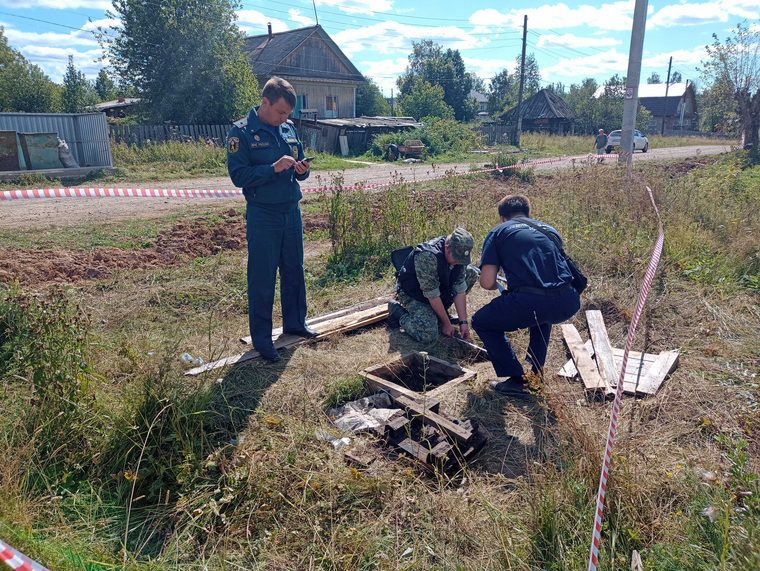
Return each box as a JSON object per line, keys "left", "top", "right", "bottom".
{"left": 244, "top": 25, "right": 364, "bottom": 83}
{"left": 313, "top": 116, "right": 423, "bottom": 129}
{"left": 638, "top": 96, "right": 682, "bottom": 116}
{"left": 91, "top": 98, "right": 140, "bottom": 111}
{"left": 593, "top": 82, "right": 691, "bottom": 99}
{"left": 469, "top": 90, "right": 488, "bottom": 103}
{"left": 500, "top": 89, "right": 575, "bottom": 123}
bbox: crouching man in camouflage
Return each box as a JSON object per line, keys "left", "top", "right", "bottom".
{"left": 387, "top": 228, "right": 478, "bottom": 343}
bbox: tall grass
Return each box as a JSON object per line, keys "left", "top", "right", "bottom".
{"left": 0, "top": 152, "right": 758, "bottom": 568}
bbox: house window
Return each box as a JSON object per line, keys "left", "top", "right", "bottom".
{"left": 295, "top": 94, "right": 308, "bottom": 117}
{"left": 649, "top": 118, "right": 658, "bottom": 129}
{"left": 325, "top": 95, "right": 338, "bottom": 118}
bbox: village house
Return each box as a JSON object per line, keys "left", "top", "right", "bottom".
{"left": 244, "top": 24, "right": 365, "bottom": 120}
{"left": 499, "top": 89, "right": 575, "bottom": 135}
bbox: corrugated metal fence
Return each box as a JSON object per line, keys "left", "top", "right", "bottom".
{"left": 0, "top": 112, "right": 112, "bottom": 167}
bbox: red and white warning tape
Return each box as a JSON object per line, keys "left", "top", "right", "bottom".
{"left": 587, "top": 186, "right": 664, "bottom": 571}
{"left": 0, "top": 538, "right": 49, "bottom": 571}
{"left": 0, "top": 155, "right": 578, "bottom": 201}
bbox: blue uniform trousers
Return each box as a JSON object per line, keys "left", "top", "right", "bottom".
{"left": 472, "top": 289, "right": 580, "bottom": 377}
{"left": 246, "top": 203, "right": 307, "bottom": 350}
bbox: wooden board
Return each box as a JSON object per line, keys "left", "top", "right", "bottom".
{"left": 393, "top": 394, "right": 474, "bottom": 446}
{"left": 239, "top": 294, "right": 394, "bottom": 345}
{"left": 558, "top": 341, "right": 677, "bottom": 396}
{"left": 586, "top": 310, "right": 619, "bottom": 389}
{"left": 186, "top": 302, "right": 390, "bottom": 376}
{"left": 634, "top": 350, "right": 679, "bottom": 395}
{"left": 360, "top": 372, "right": 440, "bottom": 413}
{"left": 560, "top": 324, "right": 610, "bottom": 396}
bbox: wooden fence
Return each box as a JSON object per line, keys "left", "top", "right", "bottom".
{"left": 471, "top": 123, "right": 515, "bottom": 146}
{"left": 109, "top": 124, "right": 231, "bottom": 146}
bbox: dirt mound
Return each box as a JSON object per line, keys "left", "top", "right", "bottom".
{"left": 0, "top": 212, "right": 249, "bottom": 287}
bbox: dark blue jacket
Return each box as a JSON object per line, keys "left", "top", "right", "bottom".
{"left": 227, "top": 106, "right": 309, "bottom": 208}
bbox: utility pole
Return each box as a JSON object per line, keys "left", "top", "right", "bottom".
{"left": 661, "top": 56, "right": 672, "bottom": 135}
{"left": 515, "top": 15, "right": 527, "bottom": 148}
{"left": 618, "top": 0, "right": 649, "bottom": 166}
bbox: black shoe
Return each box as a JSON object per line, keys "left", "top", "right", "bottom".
{"left": 387, "top": 300, "right": 408, "bottom": 328}
{"left": 255, "top": 345, "right": 281, "bottom": 362}
{"left": 283, "top": 325, "right": 319, "bottom": 339}
{"left": 489, "top": 375, "right": 532, "bottom": 399}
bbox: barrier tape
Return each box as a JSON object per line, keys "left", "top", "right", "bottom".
{"left": 0, "top": 154, "right": 583, "bottom": 201}
{"left": 0, "top": 538, "right": 50, "bottom": 571}
{"left": 587, "top": 185, "right": 664, "bottom": 571}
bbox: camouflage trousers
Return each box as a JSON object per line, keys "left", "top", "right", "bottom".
{"left": 396, "top": 267, "right": 478, "bottom": 343}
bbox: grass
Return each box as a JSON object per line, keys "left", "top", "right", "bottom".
{"left": 1, "top": 148, "right": 758, "bottom": 569}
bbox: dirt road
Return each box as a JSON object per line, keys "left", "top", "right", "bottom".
{"left": 0, "top": 144, "right": 733, "bottom": 230}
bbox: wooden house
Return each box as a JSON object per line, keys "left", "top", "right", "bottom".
{"left": 499, "top": 89, "right": 575, "bottom": 134}
{"left": 244, "top": 24, "right": 365, "bottom": 120}
{"left": 592, "top": 81, "right": 697, "bottom": 133}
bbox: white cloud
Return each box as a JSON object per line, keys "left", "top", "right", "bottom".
{"left": 462, "top": 57, "right": 514, "bottom": 81}
{"left": 236, "top": 10, "right": 289, "bottom": 36}
{"left": 1, "top": 24, "right": 99, "bottom": 48}
{"left": 542, "top": 50, "right": 630, "bottom": 81}
{"left": 359, "top": 57, "right": 407, "bottom": 93}
{"left": 469, "top": 2, "right": 636, "bottom": 33}
{"left": 315, "top": 0, "right": 394, "bottom": 16}
{"left": 538, "top": 33, "right": 621, "bottom": 49}
{"left": 16, "top": 45, "right": 105, "bottom": 81}
{"left": 649, "top": 0, "right": 758, "bottom": 28}
{"left": 289, "top": 9, "right": 316, "bottom": 27}
{"left": 0, "top": 0, "right": 111, "bottom": 9}
{"left": 332, "top": 20, "right": 482, "bottom": 59}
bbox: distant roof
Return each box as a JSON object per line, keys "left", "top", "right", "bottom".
{"left": 244, "top": 25, "right": 364, "bottom": 83}
{"left": 593, "top": 82, "right": 691, "bottom": 99}
{"left": 314, "top": 116, "right": 423, "bottom": 129}
{"left": 469, "top": 90, "right": 488, "bottom": 103}
{"left": 500, "top": 89, "right": 575, "bottom": 122}
{"left": 91, "top": 98, "right": 140, "bottom": 111}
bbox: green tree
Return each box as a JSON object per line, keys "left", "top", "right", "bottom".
{"left": 397, "top": 40, "right": 476, "bottom": 121}
{"left": 355, "top": 77, "right": 391, "bottom": 117}
{"left": 565, "top": 78, "right": 600, "bottom": 134}
{"left": 0, "top": 27, "right": 60, "bottom": 112}
{"left": 397, "top": 78, "right": 454, "bottom": 121}
{"left": 100, "top": 0, "right": 260, "bottom": 124}
{"left": 488, "top": 53, "right": 542, "bottom": 117}
{"left": 61, "top": 55, "right": 98, "bottom": 113}
{"left": 670, "top": 70, "right": 683, "bottom": 83}
{"left": 94, "top": 69, "right": 118, "bottom": 101}
{"left": 647, "top": 72, "right": 662, "bottom": 84}
{"left": 702, "top": 21, "right": 760, "bottom": 155}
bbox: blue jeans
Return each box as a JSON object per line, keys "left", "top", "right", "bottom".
{"left": 246, "top": 203, "right": 307, "bottom": 349}
{"left": 472, "top": 289, "right": 580, "bottom": 377}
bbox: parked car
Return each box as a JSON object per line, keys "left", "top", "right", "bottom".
{"left": 605, "top": 129, "right": 649, "bottom": 153}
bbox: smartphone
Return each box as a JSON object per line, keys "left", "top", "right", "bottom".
{"left": 304, "top": 156, "right": 316, "bottom": 162}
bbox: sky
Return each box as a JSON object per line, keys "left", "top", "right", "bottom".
{"left": 0, "top": 0, "right": 758, "bottom": 96}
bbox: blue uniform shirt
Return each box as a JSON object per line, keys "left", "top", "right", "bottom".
{"left": 227, "top": 106, "right": 309, "bottom": 211}
{"left": 480, "top": 218, "right": 573, "bottom": 289}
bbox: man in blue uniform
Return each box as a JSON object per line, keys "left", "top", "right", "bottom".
{"left": 472, "top": 195, "right": 580, "bottom": 398}
{"left": 227, "top": 77, "right": 316, "bottom": 361}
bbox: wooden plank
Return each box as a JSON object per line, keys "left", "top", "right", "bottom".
{"left": 185, "top": 303, "right": 389, "bottom": 376}
{"left": 586, "top": 310, "right": 619, "bottom": 389}
{"left": 361, "top": 372, "right": 440, "bottom": 412}
{"left": 393, "top": 394, "right": 473, "bottom": 446}
{"left": 560, "top": 324, "right": 609, "bottom": 396}
{"left": 634, "top": 350, "right": 679, "bottom": 395}
{"left": 240, "top": 294, "right": 393, "bottom": 344}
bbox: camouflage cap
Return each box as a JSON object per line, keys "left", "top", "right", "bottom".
{"left": 448, "top": 227, "right": 473, "bottom": 265}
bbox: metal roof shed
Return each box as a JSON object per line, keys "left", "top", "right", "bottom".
{"left": 0, "top": 112, "right": 113, "bottom": 170}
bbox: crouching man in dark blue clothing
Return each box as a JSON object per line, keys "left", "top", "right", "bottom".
{"left": 472, "top": 194, "right": 580, "bottom": 398}
{"left": 227, "top": 76, "right": 316, "bottom": 362}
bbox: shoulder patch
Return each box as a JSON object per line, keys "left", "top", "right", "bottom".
{"left": 227, "top": 136, "right": 239, "bottom": 154}
{"left": 233, "top": 116, "right": 248, "bottom": 128}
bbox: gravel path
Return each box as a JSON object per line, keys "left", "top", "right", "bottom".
{"left": 0, "top": 144, "right": 734, "bottom": 230}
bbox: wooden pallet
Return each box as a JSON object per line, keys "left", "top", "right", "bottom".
{"left": 560, "top": 311, "right": 679, "bottom": 397}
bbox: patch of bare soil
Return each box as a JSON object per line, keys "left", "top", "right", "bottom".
{"left": 0, "top": 210, "right": 330, "bottom": 287}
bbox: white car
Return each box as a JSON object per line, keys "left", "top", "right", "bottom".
{"left": 605, "top": 129, "right": 649, "bottom": 153}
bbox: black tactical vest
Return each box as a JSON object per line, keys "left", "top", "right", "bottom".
{"left": 397, "top": 236, "right": 464, "bottom": 307}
